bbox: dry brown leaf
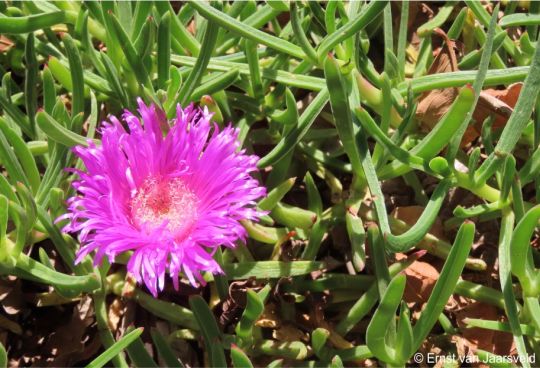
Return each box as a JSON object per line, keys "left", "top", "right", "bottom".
{"left": 417, "top": 86, "right": 458, "bottom": 131}
{"left": 403, "top": 258, "right": 440, "bottom": 308}
{"left": 454, "top": 302, "right": 515, "bottom": 357}
{"left": 415, "top": 28, "right": 523, "bottom": 148}
{"left": 416, "top": 299, "right": 515, "bottom": 368}
{"left": 455, "top": 302, "right": 496, "bottom": 352}
{"left": 460, "top": 83, "right": 524, "bottom": 146}
{"left": 477, "top": 91, "right": 515, "bottom": 121}
{"left": 121, "top": 274, "right": 136, "bottom": 298}
{"left": 394, "top": 250, "right": 463, "bottom": 319}
{"left": 391, "top": 205, "right": 446, "bottom": 239}
{"left": 272, "top": 323, "right": 308, "bottom": 342}
{"left": 118, "top": 300, "right": 136, "bottom": 337}
{"left": 221, "top": 280, "right": 263, "bottom": 327}
{"left": 416, "top": 29, "right": 460, "bottom": 129}
{"left": 76, "top": 295, "right": 94, "bottom": 321}
{"left": 107, "top": 297, "right": 124, "bottom": 332}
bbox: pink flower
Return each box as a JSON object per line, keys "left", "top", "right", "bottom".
{"left": 61, "top": 99, "right": 266, "bottom": 296}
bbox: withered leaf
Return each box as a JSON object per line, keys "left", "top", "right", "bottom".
{"left": 394, "top": 252, "right": 443, "bottom": 311}
{"left": 416, "top": 29, "right": 460, "bottom": 129}
{"left": 461, "top": 83, "right": 523, "bottom": 146}
{"left": 391, "top": 205, "right": 446, "bottom": 239}
{"left": 272, "top": 323, "right": 307, "bottom": 342}
{"left": 107, "top": 297, "right": 125, "bottom": 332}
{"left": 454, "top": 302, "right": 515, "bottom": 356}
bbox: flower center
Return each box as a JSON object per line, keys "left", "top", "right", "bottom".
{"left": 130, "top": 177, "right": 198, "bottom": 234}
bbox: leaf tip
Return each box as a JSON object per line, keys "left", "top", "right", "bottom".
{"left": 286, "top": 230, "right": 296, "bottom": 239}
{"left": 411, "top": 249, "right": 428, "bottom": 260}
{"left": 201, "top": 95, "right": 214, "bottom": 104}
{"left": 463, "top": 219, "right": 474, "bottom": 225}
